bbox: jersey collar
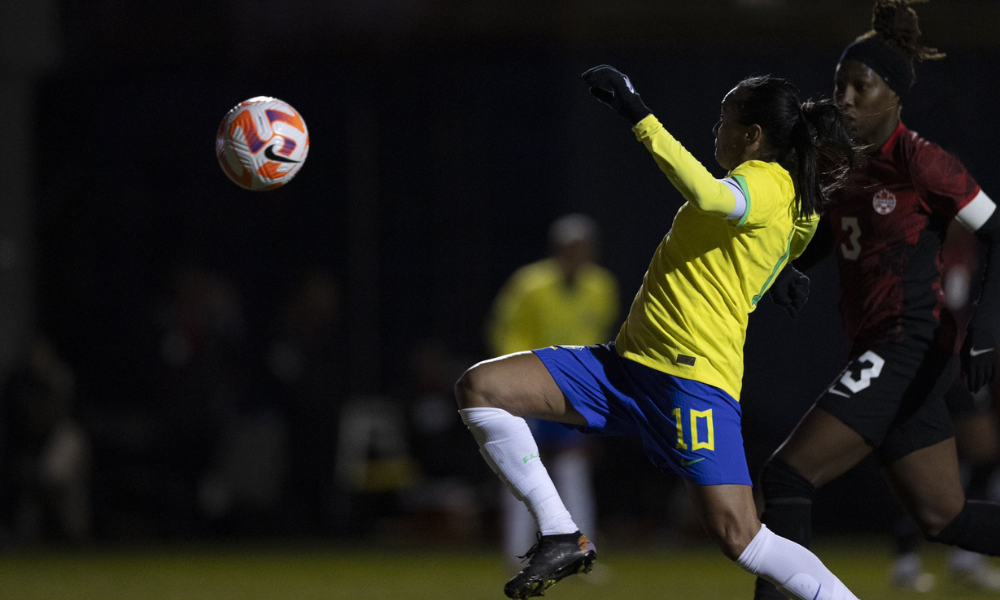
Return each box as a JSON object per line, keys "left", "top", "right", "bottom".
{"left": 879, "top": 121, "right": 906, "bottom": 155}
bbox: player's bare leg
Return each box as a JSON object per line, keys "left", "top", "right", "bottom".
{"left": 885, "top": 412, "right": 1000, "bottom": 591}
{"left": 883, "top": 436, "right": 1000, "bottom": 589}
{"left": 754, "top": 406, "right": 873, "bottom": 600}
{"left": 883, "top": 437, "right": 1000, "bottom": 559}
{"left": 883, "top": 438, "right": 965, "bottom": 538}
{"left": 455, "top": 352, "right": 596, "bottom": 599}
{"left": 948, "top": 412, "right": 1000, "bottom": 589}
{"left": 772, "top": 406, "right": 874, "bottom": 487}
{"left": 690, "top": 483, "right": 860, "bottom": 600}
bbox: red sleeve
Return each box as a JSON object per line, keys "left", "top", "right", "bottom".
{"left": 910, "top": 137, "right": 981, "bottom": 219}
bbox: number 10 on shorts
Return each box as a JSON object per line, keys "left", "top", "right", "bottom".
{"left": 673, "top": 408, "right": 715, "bottom": 451}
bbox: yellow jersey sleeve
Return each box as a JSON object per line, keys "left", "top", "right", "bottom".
{"left": 728, "top": 160, "right": 791, "bottom": 229}
{"left": 632, "top": 115, "right": 736, "bottom": 217}
{"left": 789, "top": 213, "right": 820, "bottom": 260}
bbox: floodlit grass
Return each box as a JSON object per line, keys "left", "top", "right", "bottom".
{"left": 0, "top": 541, "right": 996, "bottom": 599}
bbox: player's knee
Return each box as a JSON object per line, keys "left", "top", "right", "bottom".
{"left": 455, "top": 363, "right": 504, "bottom": 411}
{"left": 918, "top": 500, "right": 966, "bottom": 540}
{"left": 455, "top": 365, "right": 486, "bottom": 409}
{"left": 704, "top": 512, "right": 757, "bottom": 560}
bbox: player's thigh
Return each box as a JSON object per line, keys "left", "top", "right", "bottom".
{"left": 948, "top": 382, "right": 1000, "bottom": 463}
{"left": 455, "top": 351, "right": 587, "bottom": 425}
{"left": 686, "top": 482, "right": 760, "bottom": 560}
{"left": 882, "top": 437, "right": 965, "bottom": 537}
{"left": 775, "top": 344, "right": 935, "bottom": 487}
{"left": 954, "top": 412, "right": 1000, "bottom": 463}
{"left": 772, "top": 405, "right": 872, "bottom": 488}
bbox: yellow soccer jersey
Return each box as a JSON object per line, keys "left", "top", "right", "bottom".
{"left": 615, "top": 115, "right": 818, "bottom": 400}
{"left": 488, "top": 258, "right": 619, "bottom": 356}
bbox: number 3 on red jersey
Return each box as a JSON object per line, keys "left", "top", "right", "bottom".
{"left": 841, "top": 217, "right": 862, "bottom": 260}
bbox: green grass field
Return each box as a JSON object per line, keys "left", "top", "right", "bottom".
{"left": 0, "top": 541, "right": 995, "bottom": 600}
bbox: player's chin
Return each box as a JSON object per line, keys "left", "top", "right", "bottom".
{"left": 714, "top": 149, "right": 728, "bottom": 170}
{"left": 841, "top": 114, "right": 861, "bottom": 134}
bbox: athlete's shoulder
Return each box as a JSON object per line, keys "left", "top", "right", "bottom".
{"left": 506, "top": 259, "right": 561, "bottom": 291}
{"left": 578, "top": 263, "right": 619, "bottom": 289}
{"left": 730, "top": 159, "right": 790, "bottom": 180}
{"left": 730, "top": 160, "right": 794, "bottom": 195}
{"left": 729, "top": 160, "right": 794, "bottom": 226}
{"left": 891, "top": 124, "right": 964, "bottom": 172}
{"left": 894, "top": 125, "right": 979, "bottom": 207}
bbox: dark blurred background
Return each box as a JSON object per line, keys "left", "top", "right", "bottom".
{"left": 0, "top": 0, "right": 998, "bottom": 548}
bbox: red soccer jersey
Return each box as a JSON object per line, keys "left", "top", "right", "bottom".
{"left": 826, "top": 122, "right": 981, "bottom": 351}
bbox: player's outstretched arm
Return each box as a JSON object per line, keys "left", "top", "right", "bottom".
{"left": 582, "top": 65, "right": 738, "bottom": 218}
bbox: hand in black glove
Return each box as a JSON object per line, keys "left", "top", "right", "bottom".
{"left": 961, "top": 326, "right": 997, "bottom": 393}
{"left": 769, "top": 265, "right": 810, "bottom": 319}
{"left": 581, "top": 65, "right": 652, "bottom": 126}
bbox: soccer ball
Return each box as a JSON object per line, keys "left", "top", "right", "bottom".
{"left": 216, "top": 97, "right": 310, "bottom": 191}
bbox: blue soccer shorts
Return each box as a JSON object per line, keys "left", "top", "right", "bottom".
{"left": 533, "top": 343, "right": 751, "bottom": 486}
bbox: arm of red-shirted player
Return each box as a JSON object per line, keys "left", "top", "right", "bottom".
{"left": 957, "top": 191, "right": 1000, "bottom": 392}
{"left": 907, "top": 139, "right": 996, "bottom": 390}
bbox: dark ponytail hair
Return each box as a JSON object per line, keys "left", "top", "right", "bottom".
{"left": 734, "top": 76, "right": 862, "bottom": 218}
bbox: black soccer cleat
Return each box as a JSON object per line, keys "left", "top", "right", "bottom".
{"left": 503, "top": 531, "right": 597, "bottom": 599}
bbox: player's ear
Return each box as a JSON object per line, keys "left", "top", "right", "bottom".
{"left": 743, "top": 123, "right": 764, "bottom": 157}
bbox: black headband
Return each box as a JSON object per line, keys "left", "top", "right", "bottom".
{"left": 839, "top": 37, "right": 913, "bottom": 97}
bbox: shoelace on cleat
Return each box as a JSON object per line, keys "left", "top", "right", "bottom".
{"left": 517, "top": 532, "right": 544, "bottom": 562}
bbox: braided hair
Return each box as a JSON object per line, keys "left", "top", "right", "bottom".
{"left": 858, "top": 0, "right": 945, "bottom": 82}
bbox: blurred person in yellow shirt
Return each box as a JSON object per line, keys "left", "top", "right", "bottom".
{"left": 487, "top": 213, "right": 619, "bottom": 571}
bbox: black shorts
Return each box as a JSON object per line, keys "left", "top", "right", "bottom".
{"left": 816, "top": 341, "right": 955, "bottom": 466}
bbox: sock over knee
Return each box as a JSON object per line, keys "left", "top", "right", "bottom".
{"left": 755, "top": 459, "right": 816, "bottom": 600}
{"left": 930, "top": 500, "right": 1000, "bottom": 556}
{"left": 460, "top": 407, "right": 578, "bottom": 536}
{"left": 738, "top": 525, "right": 859, "bottom": 600}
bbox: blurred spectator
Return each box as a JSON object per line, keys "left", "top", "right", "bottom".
{"left": 400, "top": 338, "right": 487, "bottom": 543}
{"left": 486, "top": 213, "right": 619, "bottom": 567}
{"left": 266, "top": 268, "right": 346, "bottom": 534}
{"left": 0, "top": 337, "right": 90, "bottom": 545}
{"left": 152, "top": 266, "right": 248, "bottom": 536}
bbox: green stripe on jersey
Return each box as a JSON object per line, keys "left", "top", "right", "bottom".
{"left": 752, "top": 228, "right": 795, "bottom": 306}
{"left": 733, "top": 175, "right": 751, "bottom": 227}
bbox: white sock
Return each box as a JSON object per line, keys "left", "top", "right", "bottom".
{"left": 737, "top": 525, "right": 859, "bottom": 600}
{"left": 460, "top": 407, "right": 578, "bottom": 536}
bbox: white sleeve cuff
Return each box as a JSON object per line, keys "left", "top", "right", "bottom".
{"left": 720, "top": 178, "right": 747, "bottom": 222}
{"left": 957, "top": 190, "right": 997, "bottom": 232}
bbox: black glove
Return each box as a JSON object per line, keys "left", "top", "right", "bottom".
{"left": 961, "top": 326, "right": 997, "bottom": 393}
{"left": 769, "top": 265, "right": 810, "bottom": 319}
{"left": 581, "top": 65, "right": 651, "bottom": 126}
